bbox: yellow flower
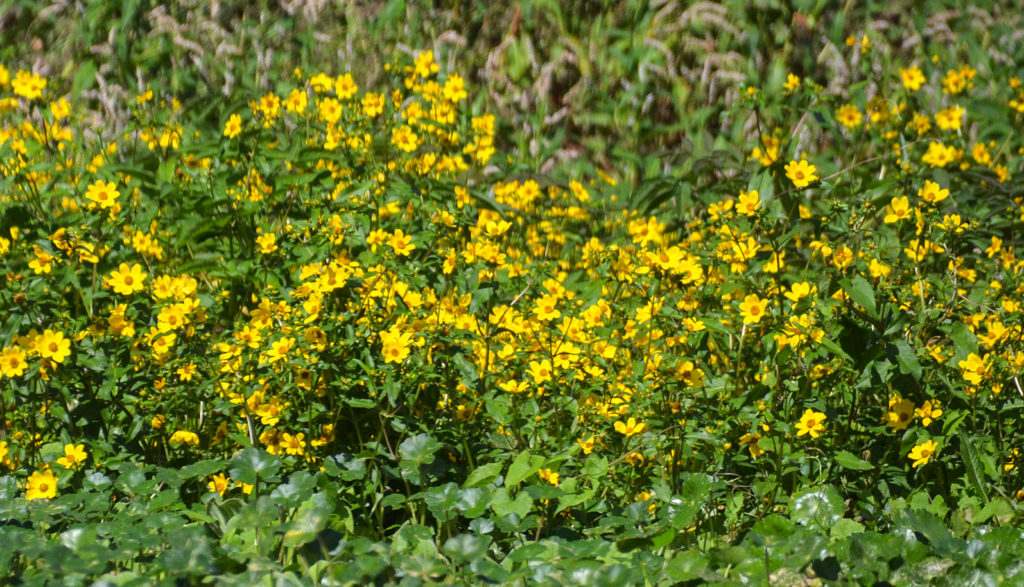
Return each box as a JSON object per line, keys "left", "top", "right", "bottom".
{"left": 532, "top": 294, "right": 562, "bottom": 322}
{"left": 917, "top": 180, "right": 949, "bottom": 204}
{"left": 739, "top": 433, "right": 765, "bottom": 459}
{"left": 908, "top": 440, "right": 938, "bottom": 468}
{"left": 538, "top": 468, "right": 560, "bottom": 487}
{"left": 577, "top": 436, "right": 598, "bottom": 455}
{"left": 883, "top": 196, "right": 912, "bottom": 223}
{"left": 391, "top": 125, "right": 419, "bottom": 152}
{"left": 785, "top": 159, "right": 818, "bottom": 188}
{"left": 934, "top": 105, "right": 965, "bottom": 131}
{"left": 335, "top": 73, "right": 358, "bottom": 99}
{"left": 36, "top": 329, "right": 71, "bottom": 364}
{"left": 387, "top": 229, "right": 416, "bottom": 256}
{"left": 12, "top": 70, "right": 46, "bottom": 101}
{"left": 914, "top": 400, "right": 942, "bottom": 427}
{"left": 26, "top": 469, "right": 58, "bottom": 500}
{"left": 281, "top": 432, "right": 306, "bottom": 456}
{"left": 958, "top": 352, "right": 989, "bottom": 385}
{"left": 85, "top": 180, "right": 120, "bottom": 209}
{"left": 57, "top": 444, "right": 88, "bottom": 470}
{"left": 784, "top": 282, "right": 814, "bottom": 302}
{"left": 169, "top": 430, "right": 200, "bottom": 446}
{"left": 380, "top": 327, "right": 413, "bottom": 364}
{"left": 256, "top": 232, "right": 278, "bottom": 254}
{"left": 884, "top": 397, "right": 915, "bottom": 431}
{"left": 527, "top": 359, "right": 553, "bottom": 384}
{"left": 739, "top": 294, "right": 768, "bottom": 325}
{"left": 736, "top": 190, "right": 761, "bottom": 216}
{"left": 900, "top": 66, "right": 926, "bottom": 91}
{"left": 795, "top": 408, "right": 826, "bottom": 438}
{"left": 783, "top": 73, "right": 801, "bottom": 92}
{"left": 224, "top": 113, "right": 242, "bottom": 139}
{"left": 105, "top": 263, "right": 148, "bottom": 295}
{"left": 208, "top": 473, "right": 231, "bottom": 496}
{"left": 442, "top": 74, "right": 468, "bottom": 102}
{"left": 1, "top": 346, "right": 28, "bottom": 378}
{"left": 265, "top": 337, "right": 296, "bottom": 364}
{"left": 836, "top": 104, "right": 862, "bottom": 128}
{"left": 614, "top": 417, "right": 646, "bottom": 437}
{"left": 921, "top": 141, "right": 957, "bottom": 168}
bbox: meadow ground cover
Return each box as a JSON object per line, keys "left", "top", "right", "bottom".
{"left": 2, "top": 1, "right": 1024, "bottom": 584}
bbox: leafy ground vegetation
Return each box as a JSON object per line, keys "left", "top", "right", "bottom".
{"left": 3, "top": 0, "right": 1024, "bottom": 584}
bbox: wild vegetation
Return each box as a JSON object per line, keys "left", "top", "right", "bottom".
{"left": 2, "top": 1, "right": 1024, "bottom": 584}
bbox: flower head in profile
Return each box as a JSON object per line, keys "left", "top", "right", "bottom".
{"left": 614, "top": 417, "right": 646, "bottom": 437}
{"left": 785, "top": 160, "right": 818, "bottom": 188}
{"left": 169, "top": 430, "right": 200, "bottom": 446}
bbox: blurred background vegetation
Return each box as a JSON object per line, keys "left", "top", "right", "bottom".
{"left": 2, "top": 0, "right": 1022, "bottom": 187}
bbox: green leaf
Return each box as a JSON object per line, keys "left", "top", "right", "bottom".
{"left": 491, "top": 487, "right": 532, "bottom": 518}
{"left": 177, "top": 459, "right": 225, "bottom": 480}
{"left": 463, "top": 462, "right": 504, "bottom": 488}
{"left": 894, "top": 340, "right": 923, "bottom": 380}
{"left": 442, "top": 534, "right": 492, "bottom": 562}
{"left": 398, "top": 433, "right": 442, "bottom": 466}
{"left": 841, "top": 275, "right": 878, "bottom": 320}
{"left": 790, "top": 486, "right": 843, "bottom": 531}
{"left": 961, "top": 435, "right": 990, "bottom": 505}
{"left": 834, "top": 450, "right": 874, "bottom": 471}
{"left": 505, "top": 450, "right": 545, "bottom": 488}
{"left": 228, "top": 447, "right": 282, "bottom": 486}
{"left": 424, "top": 482, "right": 460, "bottom": 521}
{"left": 830, "top": 518, "right": 866, "bottom": 539}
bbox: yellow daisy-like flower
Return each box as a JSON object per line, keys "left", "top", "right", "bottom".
{"left": 1, "top": 346, "right": 28, "bottom": 379}
{"left": 917, "top": 180, "right": 949, "bottom": 204}
{"left": 26, "top": 469, "right": 58, "bottom": 501}
{"left": 387, "top": 229, "right": 416, "bottom": 256}
{"left": 614, "top": 417, "right": 647, "bottom": 437}
{"left": 908, "top": 440, "right": 938, "bottom": 468}
{"left": 85, "top": 180, "right": 120, "bottom": 209}
{"left": 785, "top": 160, "right": 819, "bottom": 188}
{"left": 36, "top": 329, "right": 71, "bottom": 364}
{"left": 57, "top": 444, "right": 88, "bottom": 470}
{"left": 739, "top": 294, "right": 769, "bottom": 325}
{"left": 794, "top": 408, "right": 826, "bottom": 438}
{"left": 900, "top": 66, "right": 926, "bottom": 91}
{"left": 105, "top": 263, "right": 148, "bottom": 295}
{"left": 12, "top": 70, "right": 46, "bottom": 101}
{"left": 208, "top": 473, "right": 231, "bottom": 496}
{"left": 224, "top": 113, "right": 242, "bottom": 139}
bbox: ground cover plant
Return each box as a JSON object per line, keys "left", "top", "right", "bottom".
{"left": 2, "top": 1, "right": 1024, "bottom": 584}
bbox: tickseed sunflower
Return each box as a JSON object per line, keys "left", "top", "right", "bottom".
{"left": 26, "top": 469, "right": 58, "bottom": 500}
{"left": 785, "top": 159, "right": 818, "bottom": 188}
{"left": 105, "top": 263, "right": 147, "bottom": 295}
{"left": 795, "top": 409, "right": 826, "bottom": 438}
{"left": 908, "top": 440, "right": 938, "bottom": 468}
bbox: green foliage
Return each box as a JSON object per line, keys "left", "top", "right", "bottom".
{"left": 2, "top": 0, "right": 1024, "bottom": 583}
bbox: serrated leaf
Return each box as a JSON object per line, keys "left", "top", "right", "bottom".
{"left": 961, "top": 435, "right": 990, "bottom": 505}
